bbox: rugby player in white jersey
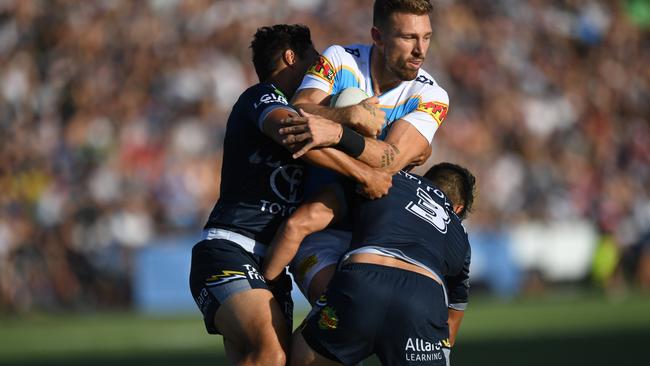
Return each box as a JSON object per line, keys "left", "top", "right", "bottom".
{"left": 274, "top": 0, "right": 452, "bottom": 312}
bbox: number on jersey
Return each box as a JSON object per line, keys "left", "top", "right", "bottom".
{"left": 405, "top": 187, "right": 450, "bottom": 233}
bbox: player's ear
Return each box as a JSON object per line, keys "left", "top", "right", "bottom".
{"left": 371, "top": 26, "right": 383, "bottom": 46}
{"left": 453, "top": 204, "right": 465, "bottom": 218}
{"left": 283, "top": 49, "right": 297, "bottom": 67}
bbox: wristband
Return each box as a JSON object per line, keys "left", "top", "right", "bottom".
{"left": 335, "top": 126, "right": 365, "bottom": 158}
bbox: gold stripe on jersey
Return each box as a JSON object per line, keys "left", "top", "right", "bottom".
{"left": 416, "top": 101, "right": 449, "bottom": 125}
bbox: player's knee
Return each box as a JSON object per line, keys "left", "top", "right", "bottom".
{"left": 248, "top": 345, "right": 286, "bottom": 366}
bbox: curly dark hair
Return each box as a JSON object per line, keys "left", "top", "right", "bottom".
{"left": 250, "top": 24, "right": 313, "bottom": 82}
{"left": 424, "top": 162, "right": 476, "bottom": 220}
{"left": 373, "top": 0, "right": 433, "bottom": 29}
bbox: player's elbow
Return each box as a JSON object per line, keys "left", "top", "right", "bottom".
{"left": 286, "top": 206, "right": 329, "bottom": 237}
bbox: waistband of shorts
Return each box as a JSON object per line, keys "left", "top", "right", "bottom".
{"left": 340, "top": 262, "right": 443, "bottom": 284}
{"left": 201, "top": 228, "right": 267, "bottom": 257}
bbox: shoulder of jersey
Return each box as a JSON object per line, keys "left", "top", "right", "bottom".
{"left": 412, "top": 69, "right": 444, "bottom": 90}
{"left": 326, "top": 44, "right": 369, "bottom": 62}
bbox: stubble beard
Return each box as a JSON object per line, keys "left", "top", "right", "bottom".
{"left": 389, "top": 60, "right": 419, "bottom": 81}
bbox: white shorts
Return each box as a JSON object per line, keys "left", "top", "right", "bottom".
{"left": 289, "top": 228, "right": 352, "bottom": 297}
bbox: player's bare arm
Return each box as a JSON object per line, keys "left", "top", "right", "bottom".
{"left": 263, "top": 107, "right": 391, "bottom": 198}
{"left": 301, "top": 148, "right": 392, "bottom": 199}
{"left": 360, "top": 119, "right": 430, "bottom": 174}
{"left": 293, "top": 87, "right": 385, "bottom": 137}
{"left": 448, "top": 308, "right": 465, "bottom": 347}
{"left": 281, "top": 116, "right": 430, "bottom": 174}
{"left": 262, "top": 187, "right": 343, "bottom": 283}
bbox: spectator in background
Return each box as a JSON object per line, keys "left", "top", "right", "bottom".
{"left": 0, "top": 0, "right": 649, "bottom": 312}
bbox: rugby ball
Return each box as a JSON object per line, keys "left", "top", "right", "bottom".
{"left": 330, "top": 87, "right": 369, "bottom": 108}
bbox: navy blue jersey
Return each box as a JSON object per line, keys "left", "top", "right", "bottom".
{"left": 204, "top": 83, "right": 304, "bottom": 245}
{"left": 345, "top": 170, "right": 471, "bottom": 308}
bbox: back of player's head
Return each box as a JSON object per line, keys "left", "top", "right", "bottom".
{"left": 373, "top": 0, "right": 433, "bottom": 29}
{"left": 424, "top": 162, "right": 476, "bottom": 220}
{"left": 250, "top": 24, "right": 313, "bottom": 82}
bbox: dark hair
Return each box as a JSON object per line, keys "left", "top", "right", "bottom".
{"left": 424, "top": 162, "right": 476, "bottom": 220}
{"left": 250, "top": 24, "right": 313, "bottom": 81}
{"left": 373, "top": 0, "right": 433, "bottom": 29}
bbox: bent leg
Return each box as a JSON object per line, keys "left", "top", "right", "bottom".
{"left": 307, "top": 264, "right": 336, "bottom": 305}
{"left": 291, "top": 331, "right": 342, "bottom": 366}
{"left": 216, "top": 288, "right": 289, "bottom": 366}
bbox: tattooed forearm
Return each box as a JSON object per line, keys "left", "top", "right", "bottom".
{"left": 380, "top": 144, "right": 400, "bottom": 168}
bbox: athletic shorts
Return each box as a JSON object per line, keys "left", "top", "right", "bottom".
{"left": 300, "top": 263, "right": 451, "bottom": 366}
{"left": 189, "top": 239, "right": 293, "bottom": 334}
{"left": 289, "top": 229, "right": 352, "bottom": 297}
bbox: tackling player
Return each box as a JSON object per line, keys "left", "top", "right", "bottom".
{"left": 263, "top": 163, "right": 475, "bottom": 365}
{"left": 283, "top": 0, "right": 450, "bottom": 305}
{"left": 188, "top": 24, "right": 392, "bottom": 366}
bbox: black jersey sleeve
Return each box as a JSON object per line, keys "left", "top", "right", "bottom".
{"left": 246, "top": 84, "right": 298, "bottom": 131}
{"left": 445, "top": 245, "right": 471, "bottom": 311}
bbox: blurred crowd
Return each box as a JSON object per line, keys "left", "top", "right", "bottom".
{"left": 1, "top": 0, "right": 649, "bottom": 312}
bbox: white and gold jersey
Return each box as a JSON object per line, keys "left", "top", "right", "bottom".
{"left": 298, "top": 44, "right": 449, "bottom": 143}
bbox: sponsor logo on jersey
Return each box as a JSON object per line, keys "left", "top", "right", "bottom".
{"left": 318, "top": 306, "right": 339, "bottom": 330}
{"left": 404, "top": 338, "right": 444, "bottom": 362}
{"left": 307, "top": 55, "right": 335, "bottom": 86}
{"left": 296, "top": 255, "right": 318, "bottom": 281}
{"left": 270, "top": 164, "right": 303, "bottom": 203}
{"left": 253, "top": 92, "right": 288, "bottom": 109}
{"left": 416, "top": 101, "right": 448, "bottom": 125}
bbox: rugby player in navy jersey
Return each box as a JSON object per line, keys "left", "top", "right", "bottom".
{"left": 189, "top": 24, "right": 393, "bottom": 366}
{"left": 263, "top": 163, "right": 475, "bottom": 366}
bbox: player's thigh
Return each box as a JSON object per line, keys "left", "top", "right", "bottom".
{"left": 290, "top": 229, "right": 351, "bottom": 298}
{"left": 307, "top": 264, "right": 336, "bottom": 305}
{"left": 215, "top": 288, "right": 290, "bottom": 352}
{"left": 290, "top": 331, "right": 342, "bottom": 366}
{"left": 189, "top": 238, "right": 291, "bottom": 349}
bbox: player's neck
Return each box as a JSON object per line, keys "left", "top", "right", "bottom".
{"left": 266, "top": 74, "right": 295, "bottom": 99}
{"left": 370, "top": 46, "right": 402, "bottom": 95}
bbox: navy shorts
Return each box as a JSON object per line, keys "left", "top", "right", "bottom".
{"left": 300, "top": 263, "right": 450, "bottom": 365}
{"left": 189, "top": 239, "right": 293, "bottom": 334}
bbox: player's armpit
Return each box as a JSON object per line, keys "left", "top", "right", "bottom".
{"left": 356, "top": 120, "right": 430, "bottom": 174}
{"left": 262, "top": 187, "right": 343, "bottom": 283}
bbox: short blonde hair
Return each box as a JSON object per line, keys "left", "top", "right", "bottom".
{"left": 373, "top": 0, "right": 433, "bottom": 29}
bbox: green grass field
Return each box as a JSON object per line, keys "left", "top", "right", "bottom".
{"left": 1, "top": 292, "right": 649, "bottom": 365}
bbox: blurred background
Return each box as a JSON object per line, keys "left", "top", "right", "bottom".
{"left": 1, "top": 0, "right": 649, "bottom": 365}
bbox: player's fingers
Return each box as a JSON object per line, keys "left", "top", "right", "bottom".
{"left": 281, "top": 116, "right": 308, "bottom": 125}
{"left": 282, "top": 133, "right": 311, "bottom": 144}
{"left": 292, "top": 142, "right": 316, "bottom": 159}
{"left": 298, "top": 108, "right": 314, "bottom": 118}
{"left": 361, "top": 96, "right": 379, "bottom": 104}
{"left": 279, "top": 125, "right": 308, "bottom": 135}
{"left": 292, "top": 133, "right": 312, "bottom": 143}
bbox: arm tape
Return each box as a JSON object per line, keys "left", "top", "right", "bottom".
{"left": 334, "top": 126, "right": 365, "bottom": 158}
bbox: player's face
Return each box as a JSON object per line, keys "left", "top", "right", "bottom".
{"left": 287, "top": 46, "right": 319, "bottom": 96}
{"left": 296, "top": 46, "right": 320, "bottom": 77}
{"left": 379, "top": 12, "right": 432, "bottom": 81}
